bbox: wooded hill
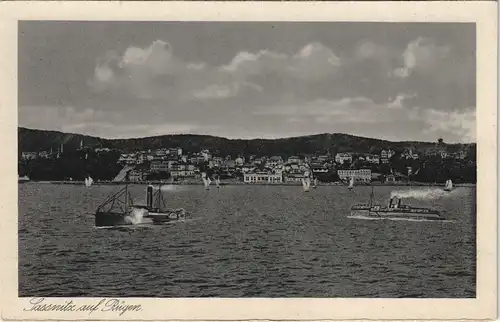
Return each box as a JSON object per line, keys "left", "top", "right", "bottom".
{"left": 18, "top": 127, "right": 475, "bottom": 158}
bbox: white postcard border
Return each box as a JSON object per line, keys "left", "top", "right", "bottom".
{"left": 0, "top": 1, "right": 497, "bottom": 320}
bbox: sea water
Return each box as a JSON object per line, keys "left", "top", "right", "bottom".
{"left": 18, "top": 183, "right": 476, "bottom": 297}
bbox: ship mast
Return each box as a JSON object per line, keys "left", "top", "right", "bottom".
{"left": 369, "top": 186, "right": 374, "bottom": 208}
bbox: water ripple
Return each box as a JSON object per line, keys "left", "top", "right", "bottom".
{"left": 19, "top": 184, "right": 476, "bottom": 297}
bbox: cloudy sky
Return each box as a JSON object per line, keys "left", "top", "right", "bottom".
{"left": 19, "top": 22, "right": 475, "bottom": 142}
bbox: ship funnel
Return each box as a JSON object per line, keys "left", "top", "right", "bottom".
{"left": 389, "top": 197, "right": 394, "bottom": 208}
{"left": 146, "top": 185, "right": 154, "bottom": 209}
{"left": 397, "top": 199, "right": 401, "bottom": 209}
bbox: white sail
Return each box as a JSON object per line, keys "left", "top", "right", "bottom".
{"left": 201, "top": 173, "right": 209, "bottom": 188}
{"left": 444, "top": 179, "right": 453, "bottom": 190}
{"left": 302, "top": 177, "right": 311, "bottom": 191}
{"left": 313, "top": 178, "right": 318, "bottom": 188}
{"left": 348, "top": 177, "right": 354, "bottom": 189}
{"left": 85, "top": 176, "right": 93, "bottom": 188}
{"left": 215, "top": 177, "right": 220, "bottom": 187}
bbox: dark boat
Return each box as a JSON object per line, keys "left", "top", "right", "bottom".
{"left": 350, "top": 188, "right": 445, "bottom": 221}
{"left": 94, "top": 184, "right": 138, "bottom": 227}
{"left": 95, "top": 184, "right": 186, "bottom": 227}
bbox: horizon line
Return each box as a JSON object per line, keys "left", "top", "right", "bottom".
{"left": 18, "top": 126, "right": 476, "bottom": 145}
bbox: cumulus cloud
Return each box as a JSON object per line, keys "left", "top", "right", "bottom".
{"left": 21, "top": 32, "right": 474, "bottom": 142}
{"left": 90, "top": 40, "right": 343, "bottom": 105}
{"left": 221, "top": 42, "right": 341, "bottom": 81}
{"left": 393, "top": 37, "right": 451, "bottom": 78}
{"left": 422, "top": 108, "right": 476, "bottom": 142}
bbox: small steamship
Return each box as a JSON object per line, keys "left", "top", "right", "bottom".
{"left": 134, "top": 185, "right": 186, "bottom": 224}
{"left": 94, "top": 184, "right": 185, "bottom": 227}
{"left": 350, "top": 188, "right": 445, "bottom": 221}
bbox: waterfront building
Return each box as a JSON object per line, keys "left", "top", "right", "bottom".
{"left": 284, "top": 173, "right": 308, "bottom": 183}
{"left": 21, "top": 152, "right": 38, "bottom": 160}
{"left": 337, "top": 169, "right": 372, "bottom": 183}
{"left": 128, "top": 169, "right": 144, "bottom": 182}
{"left": 243, "top": 171, "right": 283, "bottom": 183}
{"left": 150, "top": 161, "right": 169, "bottom": 173}
{"left": 170, "top": 163, "right": 196, "bottom": 178}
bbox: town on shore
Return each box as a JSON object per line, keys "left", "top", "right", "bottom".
{"left": 19, "top": 137, "right": 476, "bottom": 186}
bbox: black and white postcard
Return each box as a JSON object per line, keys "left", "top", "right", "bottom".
{"left": 0, "top": 1, "right": 497, "bottom": 321}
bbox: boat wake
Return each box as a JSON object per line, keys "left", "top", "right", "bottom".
{"left": 347, "top": 214, "right": 455, "bottom": 223}
{"left": 155, "top": 217, "right": 201, "bottom": 225}
{"left": 146, "top": 184, "right": 187, "bottom": 192}
{"left": 94, "top": 217, "right": 201, "bottom": 229}
{"left": 94, "top": 224, "right": 153, "bottom": 230}
{"left": 390, "top": 187, "right": 462, "bottom": 201}
{"left": 124, "top": 208, "right": 147, "bottom": 225}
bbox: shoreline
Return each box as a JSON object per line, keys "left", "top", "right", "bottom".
{"left": 21, "top": 180, "right": 477, "bottom": 187}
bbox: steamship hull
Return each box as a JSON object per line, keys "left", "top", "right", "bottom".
{"left": 95, "top": 211, "right": 131, "bottom": 227}
{"left": 350, "top": 194, "right": 444, "bottom": 221}
{"left": 147, "top": 211, "right": 185, "bottom": 224}
{"left": 364, "top": 210, "right": 444, "bottom": 221}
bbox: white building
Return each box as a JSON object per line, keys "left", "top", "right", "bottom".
{"left": 335, "top": 153, "right": 353, "bottom": 164}
{"left": 118, "top": 154, "right": 137, "bottom": 165}
{"left": 21, "top": 152, "right": 38, "bottom": 160}
{"left": 241, "top": 165, "right": 256, "bottom": 173}
{"left": 359, "top": 154, "right": 380, "bottom": 164}
{"left": 150, "top": 161, "right": 169, "bottom": 172}
{"left": 380, "top": 149, "right": 395, "bottom": 163}
{"left": 235, "top": 157, "right": 245, "bottom": 166}
{"left": 337, "top": 169, "right": 372, "bottom": 183}
{"left": 128, "top": 169, "right": 144, "bottom": 182}
{"left": 244, "top": 172, "right": 283, "bottom": 183}
{"left": 284, "top": 173, "right": 308, "bottom": 183}
{"left": 287, "top": 156, "right": 302, "bottom": 164}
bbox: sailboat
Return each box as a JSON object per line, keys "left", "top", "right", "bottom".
{"left": 18, "top": 175, "right": 30, "bottom": 183}
{"left": 201, "top": 172, "right": 211, "bottom": 190}
{"left": 302, "top": 171, "right": 311, "bottom": 192}
{"left": 94, "top": 183, "right": 138, "bottom": 227}
{"left": 444, "top": 179, "right": 454, "bottom": 192}
{"left": 84, "top": 176, "right": 93, "bottom": 188}
{"left": 313, "top": 178, "right": 318, "bottom": 189}
{"left": 348, "top": 177, "right": 354, "bottom": 190}
{"left": 215, "top": 175, "right": 221, "bottom": 189}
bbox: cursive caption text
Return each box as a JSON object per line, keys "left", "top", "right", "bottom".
{"left": 23, "top": 297, "right": 143, "bottom": 316}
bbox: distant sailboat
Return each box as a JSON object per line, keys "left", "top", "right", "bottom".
{"left": 348, "top": 177, "right": 354, "bottom": 190}
{"left": 18, "top": 175, "right": 30, "bottom": 183}
{"left": 215, "top": 176, "right": 221, "bottom": 189}
{"left": 302, "top": 171, "right": 311, "bottom": 192}
{"left": 313, "top": 178, "right": 318, "bottom": 189}
{"left": 444, "top": 179, "right": 454, "bottom": 192}
{"left": 84, "top": 176, "right": 93, "bottom": 188}
{"left": 201, "top": 172, "right": 211, "bottom": 190}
